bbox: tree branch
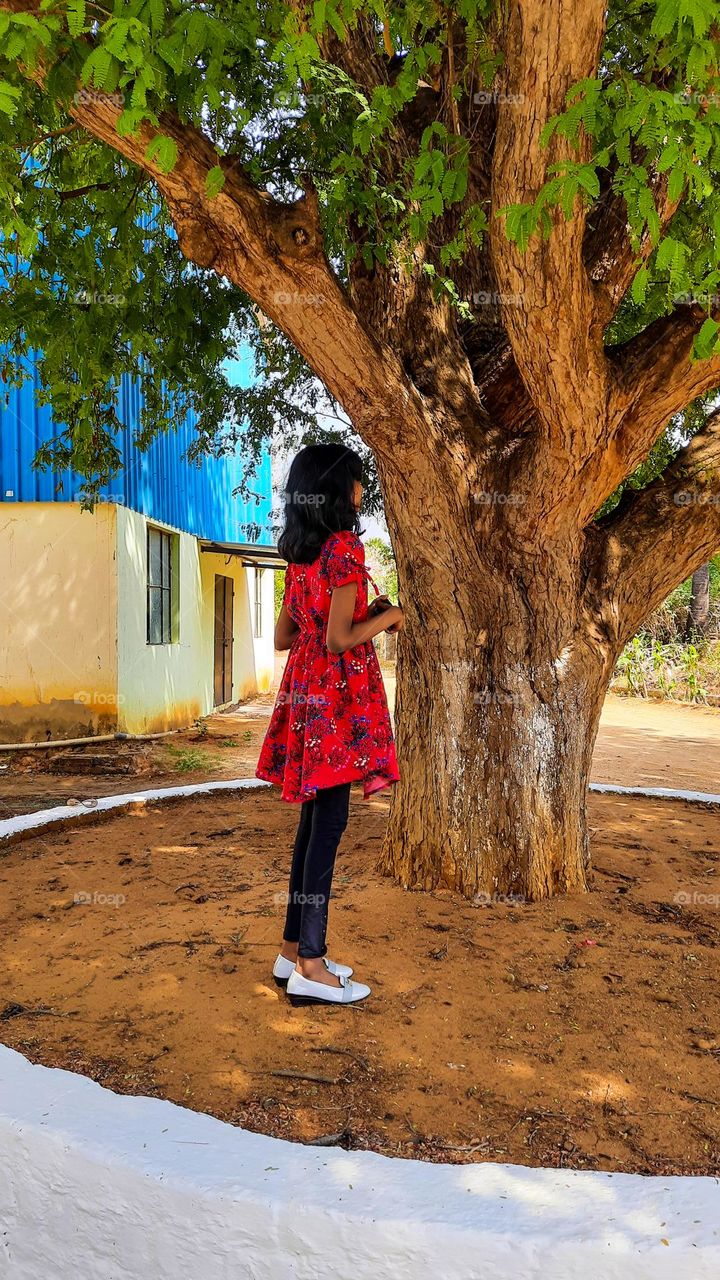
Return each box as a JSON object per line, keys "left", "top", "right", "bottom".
{"left": 583, "top": 166, "right": 680, "bottom": 327}
{"left": 592, "top": 410, "right": 720, "bottom": 646}
{"left": 574, "top": 305, "right": 720, "bottom": 522}
{"left": 2, "top": 1, "right": 435, "bottom": 461}
{"left": 489, "top": 0, "right": 610, "bottom": 457}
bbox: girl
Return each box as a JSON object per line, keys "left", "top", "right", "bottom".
{"left": 256, "top": 444, "right": 403, "bottom": 1006}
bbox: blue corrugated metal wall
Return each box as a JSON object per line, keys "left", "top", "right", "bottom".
{"left": 0, "top": 349, "right": 274, "bottom": 545}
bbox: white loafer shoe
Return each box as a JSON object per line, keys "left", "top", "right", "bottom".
{"left": 272, "top": 954, "right": 353, "bottom": 987}
{"left": 285, "top": 970, "right": 370, "bottom": 1006}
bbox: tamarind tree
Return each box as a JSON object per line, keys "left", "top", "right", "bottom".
{"left": 1, "top": 0, "right": 719, "bottom": 898}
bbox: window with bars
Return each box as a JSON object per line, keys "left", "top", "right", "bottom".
{"left": 253, "top": 567, "right": 264, "bottom": 638}
{"left": 146, "top": 526, "right": 174, "bottom": 645}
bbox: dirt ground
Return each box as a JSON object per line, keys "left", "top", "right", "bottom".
{"left": 1, "top": 775, "right": 719, "bottom": 1174}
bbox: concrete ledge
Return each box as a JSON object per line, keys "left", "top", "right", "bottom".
{"left": 1, "top": 1044, "right": 719, "bottom": 1279}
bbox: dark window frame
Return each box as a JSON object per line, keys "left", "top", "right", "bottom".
{"left": 146, "top": 526, "right": 174, "bottom": 645}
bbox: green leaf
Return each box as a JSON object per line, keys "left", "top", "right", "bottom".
{"left": 205, "top": 165, "right": 225, "bottom": 198}
{"left": 81, "top": 46, "right": 113, "bottom": 91}
{"left": 668, "top": 166, "right": 686, "bottom": 202}
{"left": 631, "top": 264, "right": 650, "bottom": 304}
{"left": 694, "top": 316, "right": 720, "bottom": 359}
{"left": 145, "top": 134, "right": 178, "bottom": 174}
{"left": 66, "top": 0, "right": 86, "bottom": 38}
{"left": 0, "top": 79, "right": 21, "bottom": 117}
{"left": 147, "top": 0, "right": 164, "bottom": 36}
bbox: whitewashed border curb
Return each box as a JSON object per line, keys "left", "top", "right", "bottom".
{"left": 1, "top": 777, "right": 719, "bottom": 1278}
{"left": 0, "top": 776, "right": 271, "bottom": 844}
{"left": 1, "top": 1043, "right": 719, "bottom": 1280}
{"left": 1, "top": 775, "right": 718, "bottom": 848}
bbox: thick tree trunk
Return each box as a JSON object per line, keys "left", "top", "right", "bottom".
{"left": 380, "top": 627, "right": 607, "bottom": 899}
{"left": 377, "top": 448, "right": 615, "bottom": 901}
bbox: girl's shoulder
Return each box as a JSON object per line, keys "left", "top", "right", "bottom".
{"left": 321, "top": 529, "right": 363, "bottom": 557}
{"left": 320, "top": 530, "right": 366, "bottom": 588}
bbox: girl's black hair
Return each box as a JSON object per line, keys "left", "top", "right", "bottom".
{"left": 277, "top": 443, "right": 364, "bottom": 564}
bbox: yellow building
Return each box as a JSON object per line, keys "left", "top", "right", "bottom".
{"left": 0, "top": 502, "right": 278, "bottom": 742}
{"left": 0, "top": 370, "right": 280, "bottom": 743}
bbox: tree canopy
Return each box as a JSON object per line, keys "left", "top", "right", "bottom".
{"left": 1, "top": 0, "right": 719, "bottom": 509}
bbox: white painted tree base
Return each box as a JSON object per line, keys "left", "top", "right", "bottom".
{"left": 1, "top": 778, "right": 719, "bottom": 1278}
{"left": 1, "top": 1044, "right": 719, "bottom": 1279}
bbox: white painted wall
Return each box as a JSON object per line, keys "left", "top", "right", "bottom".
{"left": 1, "top": 1042, "right": 719, "bottom": 1280}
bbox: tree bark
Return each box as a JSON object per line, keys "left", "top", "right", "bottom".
{"left": 375, "top": 443, "right": 615, "bottom": 900}
{"left": 686, "top": 564, "right": 711, "bottom": 639}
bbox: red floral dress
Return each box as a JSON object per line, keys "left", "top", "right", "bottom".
{"left": 256, "top": 530, "right": 400, "bottom": 803}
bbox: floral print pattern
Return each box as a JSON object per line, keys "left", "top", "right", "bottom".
{"left": 256, "top": 530, "right": 400, "bottom": 803}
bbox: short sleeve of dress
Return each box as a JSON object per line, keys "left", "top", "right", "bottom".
{"left": 324, "top": 531, "right": 365, "bottom": 590}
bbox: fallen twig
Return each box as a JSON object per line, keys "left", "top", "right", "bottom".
{"left": 307, "top": 1131, "right": 351, "bottom": 1147}
{"left": 267, "top": 1069, "right": 340, "bottom": 1085}
{"left": 0, "top": 1002, "right": 67, "bottom": 1021}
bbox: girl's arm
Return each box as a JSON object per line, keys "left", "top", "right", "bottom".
{"left": 327, "top": 583, "right": 404, "bottom": 655}
{"left": 275, "top": 604, "right": 300, "bottom": 651}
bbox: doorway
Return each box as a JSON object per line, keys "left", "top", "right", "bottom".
{"left": 213, "top": 574, "right": 234, "bottom": 706}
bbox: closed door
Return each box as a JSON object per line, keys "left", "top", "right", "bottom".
{"left": 213, "top": 575, "right": 234, "bottom": 706}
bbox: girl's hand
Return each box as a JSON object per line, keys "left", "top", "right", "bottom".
{"left": 384, "top": 605, "right": 405, "bottom": 634}
{"left": 367, "top": 594, "right": 392, "bottom": 618}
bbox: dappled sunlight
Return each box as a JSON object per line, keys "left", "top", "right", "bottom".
{"left": 578, "top": 1073, "right": 637, "bottom": 1106}
{"left": 498, "top": 1059, "right": 537, "bottom": 1082}
{"left": 140, "top": 971, "right": 184, "bottom": 1002}
{"left": 152, "top": 845, "right": 200, "bottom": 855}
{"left": 206, "top": 1067, "right": 253, "bottom": 1090}
{"left": 251, "top": 983, "right": 282, "bottom": 1002}
{"left": 460, "top": 1160, "right": 615, "bottom": 1210}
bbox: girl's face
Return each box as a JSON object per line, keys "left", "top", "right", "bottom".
{"left": 352, "top": 479, "right": 363, "bottom": 512}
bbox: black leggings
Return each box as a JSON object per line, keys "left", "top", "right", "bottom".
{"left": 283, "top": 782, "right": 351, "bottom": 959}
